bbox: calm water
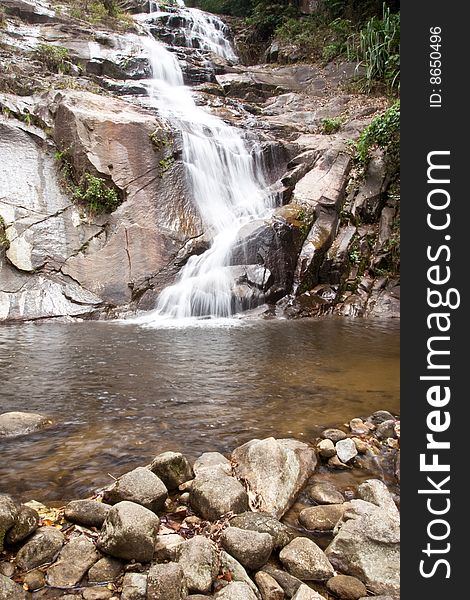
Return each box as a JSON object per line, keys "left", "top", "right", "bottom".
{"left": 0, "top": 317, "right": 399, "bottom": 503}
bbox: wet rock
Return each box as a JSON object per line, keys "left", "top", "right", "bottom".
{"left": 88, "top": 557, "right": 123, "bottom": 583}
{"left": 147, "top": 562, "right": 187, "bottom": 600}
{"left": 321, "top": 429, "right": 346, "bottom": 443}
{"left": 189, "top": 474, "right": 248, "bottom": 521}
{"left": 325, "top": 500, "right": 400, "bottom": 597}
{"left": 305, "top": 482, "right": 344, "bottom": 505}
{"left": 366, "top": 411, "right": 395, "bottom": 425}
{"left": 0, "top": 495, "right": 18, "bottom": 551}
{"left": 351, "top": 438, "right": 368, "bottom": 454}
{"left": 82, "top": 587, "right": 113, "bottom": 600}
{"left": 16, "top": 526, "right": 65, "bottom": 571}
{"left": 193, "top": 452, "right": 232, "bottom": 478}
{"left": 350, "top": 154, "right": 388, "bottom": 224}
{"left": 97, "top": 501, "right": 160, "bottom": 563}
{"left": 154, "top": 533, "right": 185, "bottom": 562}
{"left": 254, "top": 571, "right": 284, "bottom": 600}
{"left": 299, "top": 504, "right": 348, "bottom": 531}
{"left": 261, "top": 565, "right": 303, "bottom": 597}
{"left": 357, "top": 480, "right": 399, "bottom": 518}
{"left": 230, "top": 512, "right": 299, "bottom": 549}
{"left": 232, "top": 438, "right": 317, "bottom": 518}
{"left": 46, "top": 535, "right": 100, "bottom": 587}
{"left": 0, "top": 412, "right": 50, "bottom": 438}
{"left": 23, "top": 570, "right": 45, "bottom": 591}
{"left": 327, "top": 456, "right": 349, "bottom": 469}
{"left": 5, "top": 504, "right": 39, "bottom": 545}
{"left": 292, "top": 585, "right": 326, "bottom": 600}
{"left": 326, "top": 574, "right": 367, "bottom": 600}
{"left": 375, "top": 420, "right": 397, "bottom": 440}
{"left": 348, "top": 419, "right": 369, "bottom": 436}
{"left": 279, "top": 538, "right": 334, "bottom": 581}
{"left": 177, "top": 536, "right": 218, "bottom": 594}
{"left": 103, "top": 467, "right": 168, "bottom": 513}
{"left": 214, "top": 581, "right": 258, "bottom": 600}
{"left": 221, "top": 527, "right": 273, "bottom": 570}
{"left": 64, "top": 500, "right": 112, "bottom": 529}
{"left": 121, "top": 572, "right": 147, "bottom": 600}
{"left": 219, "top": 551, "right": 261, "bottom": 598}
{"left": 0, "top": 574, "right": 30, "bottom": 600}
{"left": 335, "top": 439, "right": 357, "bottom": 464}
{"left": 149, "top": 452, "right": 194, "bottom": 490}
{"left": 317, "top": 439, "right": 336, "bottom": 459}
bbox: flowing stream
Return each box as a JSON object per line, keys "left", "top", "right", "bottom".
{"left": 133, "top": 4, "right": 275, "bottom": 323}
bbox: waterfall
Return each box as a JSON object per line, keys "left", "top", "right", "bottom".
{"left": 133, "top": 5, "right": 275, "bottom": 324}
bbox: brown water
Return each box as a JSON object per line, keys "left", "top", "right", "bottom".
{"left": 0, "top": 317, "right": 399, "bottom": 503}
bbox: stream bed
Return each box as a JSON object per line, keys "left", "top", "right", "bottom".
{"left": 0, "top": 317, "right": 399, "bottom": 503}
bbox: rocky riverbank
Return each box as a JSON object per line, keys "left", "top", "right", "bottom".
{"left": 0, "top": 0, "right": 399, "bottom": 322}
{"left": 0, "top": 410, "right": 400, "bottom": 599}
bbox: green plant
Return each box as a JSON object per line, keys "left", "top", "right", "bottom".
{"left": 34, "top": 44, "right": 71, "bottom": 74}
{"left": 355, "top": 100, "right": 400, "bottom": 175}
{"left": 353, "top": 3, "right": 400, "bottom": 92}
{"left": 158, "top": 157, "right": 174, "bottom": 177}
{"left": 320, "top": 116, "right": 344, "bottom": 134}
{"left": 73, "top": 173, "right": 120, "bottom": 214}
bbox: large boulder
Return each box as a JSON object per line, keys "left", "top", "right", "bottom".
{"left": 220, "top": 527, "right": 273, "bottom": 570}
{"left": 64, "top": 499, "right": 112, "bottom": 528}
{"left": 325, "top": 499, "right": 400, "bottom": 597}
{"left": 97, "top": 501, "right": 160, "bottom": 562}
{"left": 232, "top": 438, "right": 317, "bottom": 518}
{"left": 103, "top": 467, "right": 168, "bottom": 513}
{"left": 149, "top": 452, "right": 194, "bottom": 490}
{"left": 230, "top": 511, "right": 299, "bottom": 549}
{"left": 0, "top": 495, "right": 18, "bottom": 552}
{"left": 214, "top": 581, "right": 258, "bottom": 600}
{"left": 5, "top": 504, "right": 39, "bottom": 545}
{"left": 299, "top": 504, "right": 349, "bottom": 531}
{"left": 190, "top": 474, "right": 248, "bottom": 521}
{"left": 46, "top": 535, "right": 99, "bottom": 587}
{"left": 279, "top": 537, "right": 335, "bottom": 581}
{"left": 177, "top": 536, "right": 218, "bottom": 594}
{"left": 147, "top": 563, "right": 187, "bottom": 600}
{"left": 0, "top": 412, "right": 50, "bottom": 438}
{"left": 16, "top": 527, "right": 65, "bottom": 571}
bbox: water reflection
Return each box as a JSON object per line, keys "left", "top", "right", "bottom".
{"left": 0, "top": 317, "right": 399, "bottom": 502}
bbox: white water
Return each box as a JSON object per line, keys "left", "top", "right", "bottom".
{"left": 133, "top": 6, "right": 275, "bottom": 324}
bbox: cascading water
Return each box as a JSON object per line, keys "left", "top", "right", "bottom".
{"left": 134, "top": 4, "right": 275, "bottom": 323}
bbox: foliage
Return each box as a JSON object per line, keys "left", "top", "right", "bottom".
{"left": 355, "top": 100, "right": 399, "bottom": 175}
{"left": 354, "top": 3, "right": 400, "bottom": 91}
{"left": 64, "top": 0, "right": 135, "bottom": 31}
{"left": 55, "top": 150, "right": 120, "bottom": 214}
{"left": 320, "top": 116, "right": 344, "bottom": 134}
{"left": 34, "top": 44, "right": 72, "bottom": 74}
{"left": 73, "top": 173, "right": 120, "bottom": 214}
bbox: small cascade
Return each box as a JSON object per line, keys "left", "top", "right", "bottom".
{"left": 144, "top": 2, "right": 237, "bottom": 62}
{"left": 133, "top": 6, "right": 275, "bottom": 323}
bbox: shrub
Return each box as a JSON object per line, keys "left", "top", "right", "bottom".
{"left": 354, "top": 3, "right": 400, "bottom": 92}
{"left": 73, "top": 173, "right": 121, "bottom": 214}
{"left": 320, "top": 116, "right": 344, "bottom": 134}
{"left": 34, "top": 44, "right": 71, "bottom": 74}
{"left": 356, "top": 100, "right": 400, "bottom": 176}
